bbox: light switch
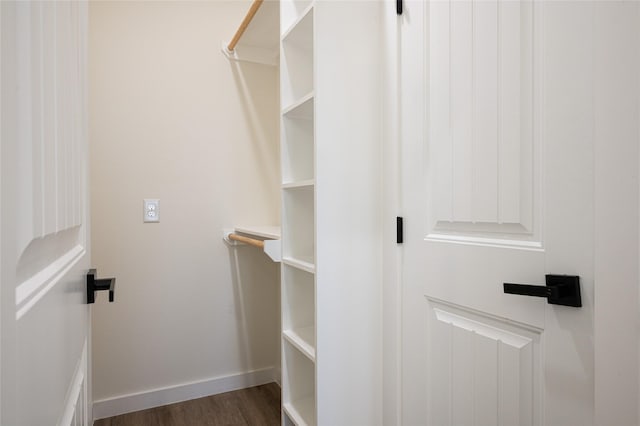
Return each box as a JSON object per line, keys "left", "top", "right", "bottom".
{"left": 143, "top": 199, "right": 159, "bottom": 223}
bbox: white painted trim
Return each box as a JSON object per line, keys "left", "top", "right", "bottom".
{"left": 92, "top": 367, "right": 278, "bottom": 420}
{"left": 426, "top": 296, "right": 543, "bottom": 335}
{"left": 381, "top": 3, "right": 403, "bottom": 424}
{"left": 273, "top": 367, "right": 282, "bottom": 388}
{"left": 424, "top": 233, "right": 543, "bottom": 251}
{"left": 15, "top": 244, "right": 85, "bottom": 319}
{"left": 59, "top": 339, "right": 87, "bottom": 426}
{"left": 433, "top": 308, "right": 532, "bottom": 349}
{"left": 593, "top": 3, "right": 640, "bottom": 424}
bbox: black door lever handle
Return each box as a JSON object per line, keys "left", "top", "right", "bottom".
{"left": 87, "top": 269, "right": 116, "bottom": 304}
{"left": 503, "top": 275, "right": 581, "bottom": 307}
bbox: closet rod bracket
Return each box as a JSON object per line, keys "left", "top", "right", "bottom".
{"left": 223, "top": 229, "right": 281, "bottom": 262}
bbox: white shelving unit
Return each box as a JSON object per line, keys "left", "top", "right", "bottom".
{"left": 279, "top": 1, "right": 381, "bottom": 425}
{"left": 280, "top": 2, "right": 316, "bottom": 424}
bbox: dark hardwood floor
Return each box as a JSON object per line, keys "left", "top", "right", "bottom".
{"left": 94, "top": 383, "right": 281, "bottom": 426}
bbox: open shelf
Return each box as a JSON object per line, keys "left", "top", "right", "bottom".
{"left": 282, "top": 92, "right": 314, "bottom": 117}
{"left": 282, "top": 186, "right": 314, "bottom": 263}
{"left": 282, "top": 340, "right": 316, "bottom": 426}
{"left": 283, "top": 328, "right": 315, "bottom": 361}
{"left": 281, "top": 0, "right": 313, "bottom": 36}
{"left": 232, "top": 226, "right": 280, "bottom": 240}
{"left": 223, "top": 226, "right": 281, "bottom": 262}
{"left": 282, "top": 180, "right": 314, "bottom": 189}
{"left": 282, "top": 257, "right": 315, "bottom": 273}
{"left": 281, "top": 6, "right": 313, "bottom": 108}
{"left": 281, "top": 2, "right": 313, "bottom": 45}
{"left": 283, "top": 397, "right": 315, "bottom": 426}
{"left": 282, "top": 264, "right": 315, "bottom": 360}
{"left": 282, "top": 94, "right": 314, "bottom": 183}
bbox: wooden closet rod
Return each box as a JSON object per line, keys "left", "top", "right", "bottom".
{"left": 227, "top": 0, "right": 264, "bottom": 52}
{"left": 228, "top": 233, "right": 265, "bottom": 249}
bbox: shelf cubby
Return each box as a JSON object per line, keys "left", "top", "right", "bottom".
{"left": 282, "top": 265, "right": 315, "bottom": 360}
{"left": 280, "top": 6, "right": 313, "bottom": 108}
{"left": 282, "top": 95, "right": 314, "bottom": 184}
{"left": 282, "top": 185, "right": 314, "bottom": 265}
{"left": 280, "top": 0, "right": 313, "bottom": 36}
{"left": 282, "top": 341, "right": 316, "bottom": 426}
{"left": 283, "top": 397, "right": 315, "bottom": 426}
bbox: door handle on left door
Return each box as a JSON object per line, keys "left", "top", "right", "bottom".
{"left": 87, "top": 269, "right": 116, "bottom": 304}
{"left": 503, "top": 274, "right": 581, "bottom": 307}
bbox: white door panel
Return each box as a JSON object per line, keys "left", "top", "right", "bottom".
{"left": 400, "top": 1, "right": 607, "bottom": 425}
{"left": 2, "top": 1, "right": 91, "bottom": 424}
{"left": 427, "top": 0, "right": 536, "bottom": 241}
{"left": 426, "top": 300, "right": 540, "bottom": 426}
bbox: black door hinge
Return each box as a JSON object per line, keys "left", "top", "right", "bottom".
{"left": 397, "top": 217, "right": 403, "bottom": 244}
{"left": 396, "top": 0, "right": 403, "bottom": 15}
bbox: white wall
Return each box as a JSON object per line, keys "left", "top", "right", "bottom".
{"left": 89, "top": 1, "right": 280, "bottom": 417}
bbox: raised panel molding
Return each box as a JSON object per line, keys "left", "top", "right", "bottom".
{"left": 15, "top": 0, "right": 87, "bottom": 295}
{"left": 426, "top": 298, "right": 541, "bottom": 426}
{"left": 12, "top": 0, "right": 88, "bottom": 320}
{"left": 16, "top": 1, "right": 86, "bottom": 258}
{"left": 59, "top": 340, "right": 88, "bottom": 426}
{"left": 427, "top": 0, "right": 539, "bottom": 246}
{"left": 16, "top": 242, "right": 85, "bottom": 320}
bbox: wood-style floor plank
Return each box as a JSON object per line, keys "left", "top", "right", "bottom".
{"left": 94, "top": 383, "right": 281, "bottom": 426}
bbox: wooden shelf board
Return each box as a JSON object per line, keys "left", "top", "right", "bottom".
{"left": 282, "top": 257, "right": 315, "bottom": 274}
{"left": 283, "top": 327, "right": 316, "bottom": 361}
{"left": 283, "top": 397, "right": 315, "bottom": 426}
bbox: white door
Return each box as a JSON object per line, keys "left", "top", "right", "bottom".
{"left": 399, "top": 1, "right": 639, "bottom": 425}
{"left": 1, "top": 1, "right": 92, "bottom": 425}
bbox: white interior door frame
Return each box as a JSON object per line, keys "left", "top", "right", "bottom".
{"left": 381, "top": 1, "right": 403, "bottom": 424}
{"left": 593, "top": 4, "right": 640, "bottom": 424}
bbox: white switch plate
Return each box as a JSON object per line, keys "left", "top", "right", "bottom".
{"left": 143, "top": 199, "right": 159, "bottom": 223}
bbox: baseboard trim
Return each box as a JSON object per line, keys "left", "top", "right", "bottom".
{"left": 92, "top": 367, "right": 278, "bottom": 420}
{"left": 273, "top": 367, "right": 282, "bottom": 388}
